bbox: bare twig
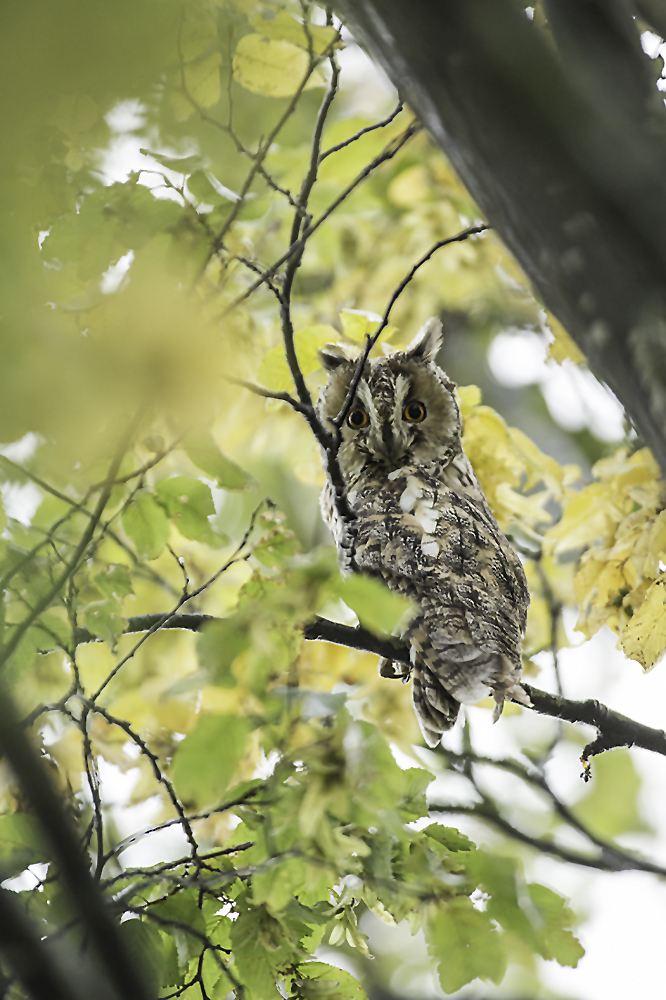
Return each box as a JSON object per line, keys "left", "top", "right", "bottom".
{"left": 319, "top": 101, "right": 404, "bottom": 159}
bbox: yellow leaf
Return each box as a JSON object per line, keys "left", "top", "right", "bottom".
{"left": 387, "top": 165, "right": 432, "bottom": 207}
{"left": 456, "top": 384, "right": 481, "bottom": 416}
{"left": 620, "top": 576, "right": 666, "bottom": 669}
{"left": 547, "top": 483, "right": 617, "bottom": 554}
{"left": 544, "top": 311, "right": 586, "bottom": 366}
{"left": 257, "top": 324, "right": 338, "bottom": 391}
{"left": 184, "top": 51, "right": 222, "bottom": 109}
{"left": 233, "top": 34, "right": 320, "bottom": 97}
{"left": 339, "top": 308, "right": 396, "bottom": 344}
{"left": 248, "top": 10, "right": 340, "bottom": 55}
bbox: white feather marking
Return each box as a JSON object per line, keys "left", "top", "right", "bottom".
{"left": 421, "top": 538, "right": 439, "bottom": 557}
{"left": 414, "top": 503, "right": 438, "bottom": 534}
{"left": 388, "top": 468, "right": 406, "bottom": 481}
{"left": 399, "top": 475, "right": 424, "bottom": 512}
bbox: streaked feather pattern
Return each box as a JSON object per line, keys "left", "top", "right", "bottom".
{"left": 318, "top": 320, "right": 531, "bottom": 746}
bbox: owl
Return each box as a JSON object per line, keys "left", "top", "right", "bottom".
{"left": 317, "top": 319, "right": 531, "bottom": 747}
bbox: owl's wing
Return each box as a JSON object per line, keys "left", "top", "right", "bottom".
{"left": 350, "top": 467, "right": 531, "bottom": 742}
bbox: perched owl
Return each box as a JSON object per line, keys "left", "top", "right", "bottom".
{"left": 317, "top": 319, "right": 531, "bottom": 747}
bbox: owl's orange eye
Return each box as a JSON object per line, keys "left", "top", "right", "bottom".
{"left": 403, "top": 400, "right": 427, "bottom": 423}
{"left": 347, "top": 408, "right": 369, "bottom": 429}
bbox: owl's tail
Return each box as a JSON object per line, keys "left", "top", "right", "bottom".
{"left": 412, "top": 660, "right": 460, "bottom": 747}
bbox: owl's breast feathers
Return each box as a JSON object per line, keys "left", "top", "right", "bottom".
{"left": 345, "top": 461, "right": 531, "bottom": 744}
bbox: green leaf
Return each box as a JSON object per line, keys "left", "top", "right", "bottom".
{"left": 249, "top": 11, "right": 341, "bottom": 56}
{"left": 573, "top": 748, "right": 650, "bottom": 838}
{"left": 82, "top": 597, "right": 123, "bottom": 647}
{"left": 291, "top": 961, "right": 367, "bottom": 1000}
{"left": 258, "top": 324, "right": 339, "bottom": 392}
{"left": 156, "top": 475, "right": 220, "bottom": 545}
{"left": 186, "top": 51, "right": 222, "bottom": 108}
{"left": 185, "top": 432, "right": 253, "bottom": 490}
{"left": 229, "top": 897, "right": 285, "bottom": 998}
{"left": 197, "top": 618, "right": 249, "bottom": 686}
{"left": 170, "top": 714, "right": 249, "bottom": 808}
{"left": 0, "top": 814, "right": 49, "bottom": 879}
{"left": 139, "top": 148, "right": 204, "bottom": 175}
{"left": 233, "top": 34, "right": 320, "bottom": 98}
{"left": 426, "top": 899, "right": 507, "bottom": 994}
{"left": 122, "top": 493, "right": 169, "bottom": 560}
{"left": 94, "top": 564, "right": 133, "bottom": 599}
{"left": 528, "top": 884, "right": 585, "bottom": 967}
{"left": 253, "top": 856, "right": 305, "bottom": 912}
{"left": 150, "top": 891, "right": 207, "bottom": 969}
{"left": 423, "top": 824, "right": 474, "bottom": 853}
{"left": 187, "top": 170, "right": 240, "bottom": 205}
{"left": 336, "top": 575, "right": 412, "bottom": 634}
{"left": 118, "top": 920, "right": 166, "bottom": 994}
{"left": 37, "top": 612, "right": 72, "bottom": 649}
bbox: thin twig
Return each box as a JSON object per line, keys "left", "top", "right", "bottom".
{"left": 319, "top": 100, "right": 404, "bottom": 160}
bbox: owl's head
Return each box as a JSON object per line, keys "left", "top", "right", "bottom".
{"left": 317, "top": 319, "right": 462, "bottom": 479}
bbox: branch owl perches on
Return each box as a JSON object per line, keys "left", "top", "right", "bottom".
{"left": 317, "top": 319, "right": 532, "bottom": 747}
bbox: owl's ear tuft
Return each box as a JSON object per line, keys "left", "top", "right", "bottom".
{"left": 405, "top": 318, "right": 443, "bottom": 361}
{"left": 319, "top": 344, "right": 350, "bottom": 370}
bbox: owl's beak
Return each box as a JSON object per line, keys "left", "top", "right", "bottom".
{"left": 380, "top": 420, "right": 403, "bottom": 464}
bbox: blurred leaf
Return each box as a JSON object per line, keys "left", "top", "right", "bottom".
{"left": 291, "top": 962, "right": 367, "bottom": 999}
{"left": 233, "top": 34, "right": 315, "bottom": 98}
{"left": 122, "top": 492, "right": 170, "bottom": 560}
{"left": 0, "top": 814, "right": 49, "bottom": 879}
{"left": 426, "top": 899, "right": 507, "bottom": 994}
{"left": 82, "top": 597, "right": 123, "bottom": 647}
{"left": 185, "top": 432, "right": 253, "bottom": 490}
{"left": 545, "top": 310, "right": 586, "bottom": 365}
{"left": 183, "top": 51, "right": 222, "bottom": 109}
{"left": 94, "top": 564, "right": 133, "bottom": 599}
{"left": 197, "top": 617, "right": 249, "bottom": 685}
{"left": 140, "top": 148, "right": 204, "bottom": 174}
{"left": 229, "top": 897, "right": 286, "bottom": 998}
{"left": 336, "top": 574, "right": 412, "bottom": 634}
{"left": 573, "top": 748, "right": 651, "bottom": 838}
{"left": 248, "top": 11, "right": 341, "bottom": 55}
{"left": 170, "top": 713, "right": 248, "bottom": 807}
{"left": 156, "top": 475, "right": 220, "bottom": 545}
{"left": 119, "top": 920, "right": 165, "bottom": 994}
{"left": 50, "top": 93, "right": 99, "bottom": 136}
{"left": 258, "top": 324, "right": 338, "bottom": 391}
{"left": 150, "top": 891, "right": 207, "bottom": 968}
{"left": 527, "top": 884, "right": 585, "bottom": 967}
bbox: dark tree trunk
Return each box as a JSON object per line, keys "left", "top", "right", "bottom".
{"left": 335, "top": 0, "right": 666, "bottom": 478}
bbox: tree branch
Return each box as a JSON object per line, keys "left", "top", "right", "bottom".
{"left": 47, "top": 612, "right": 666, "bottom": 766}
{"left": 334, "top": 0, "right": 666, "bottom": 481}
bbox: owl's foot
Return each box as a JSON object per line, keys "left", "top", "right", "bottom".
{"left": 378, "top": 657, "right": 411, "bottom": 680}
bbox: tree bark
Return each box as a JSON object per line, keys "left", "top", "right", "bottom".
{"left": 334, "top": 0, "right": 666, "bottom": 478}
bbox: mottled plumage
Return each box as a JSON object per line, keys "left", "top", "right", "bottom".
{"left": 317, "top": 319, "right": 531, "bottom": 747}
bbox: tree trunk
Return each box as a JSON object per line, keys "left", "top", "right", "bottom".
{"left": 335, "top": 0, "right": 666, "bottom": 478}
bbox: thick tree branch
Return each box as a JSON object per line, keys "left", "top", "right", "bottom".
{"left": 57, "top": 613, "right": 666, "bottom": 765}
{"left": 334, "top": 0, "right": 666, "bottom": 481}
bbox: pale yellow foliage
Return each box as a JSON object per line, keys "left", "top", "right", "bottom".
{"left": 544, "top": 310, "right": 586, "bottom": 366}
{"left": 461, "top": 395, "right": 579, "bottom": 532}
{"left": 546, "top": 448, "right": 666, "bottom": 668}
